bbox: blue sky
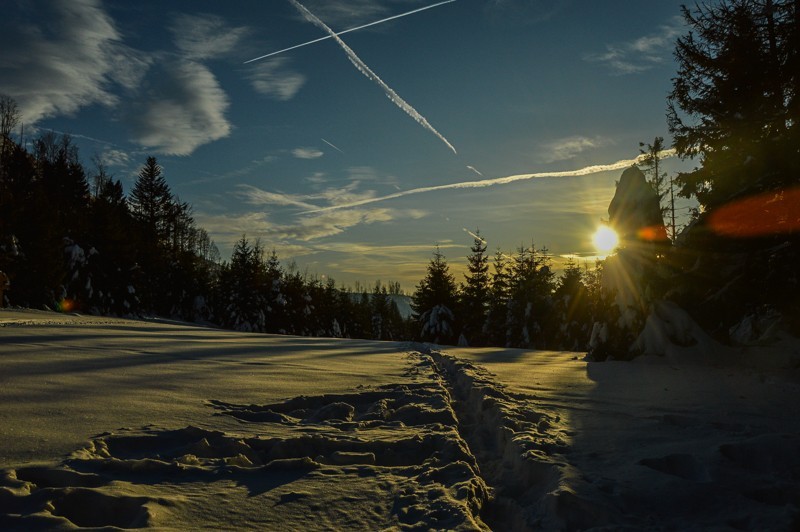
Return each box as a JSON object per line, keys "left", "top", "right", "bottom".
{"left": 2, "top": 0, "right": 697, "bottom": 288}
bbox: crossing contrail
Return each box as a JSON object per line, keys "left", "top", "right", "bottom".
{"left": 287, "top": 0, "right": 458, "bottom": 154}
{"left": 304, "top": 150, "right": 677, "bottom": 213}
{"left": 245, "top": 0, "right": 457, "bottom": 64}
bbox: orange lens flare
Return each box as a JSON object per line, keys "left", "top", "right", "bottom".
{"left": 709, "top": 188, "right": 800, "bottom": 238}
{"left": 636, "top": 225, "right": 669, "bottom": 242}
{"left": 57, "top": 299, "right": 75, "bottom": 312}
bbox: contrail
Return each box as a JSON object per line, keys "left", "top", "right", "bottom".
{"left": 305, "top": 150, "right": 677, "bottom": 213}
{"left": 466, "top": 165, "right": 484, "bottom": 177}
{"left": 321, "top": 137, "right": 345, "bottom": 154}
{"left": 244, "top": 0, "right": 457, "bottom": 64}
{"left": 462, "top": 227, "right": 486, "bottom": 244}
{"left": 288, "top": 0, "right": 458, "bottom": 155}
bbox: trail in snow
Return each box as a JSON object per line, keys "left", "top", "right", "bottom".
{"left": 288, "top": 0, "right": 458, "bottom": 155}
{"left": 2, "top": 311, "right": 798, "bottom": 530}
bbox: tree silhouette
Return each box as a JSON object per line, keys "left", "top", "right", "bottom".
{"left": 668, "top": 0, "right": 800, "bottom": 207}
{"left": 458, "top": 231, "right": 490, "bottom": 346}
{"left": 412, "top": 246, "right": 458, "bottom": 344}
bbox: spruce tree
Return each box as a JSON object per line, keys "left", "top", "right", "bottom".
{"left": 505, "top": 243, "right": 555, "bottom": 348}
{"left": 411, "top": 246, "right": 458, "bottom": 344}
{"left": 458, "top": 231, "right": 490, "bottom": 346}
{"left": 668, "top": 0, "right": 800, "bottom": 207}
{"left": 129, "top": 156, "right": 173, "bottom": 244}
{"left": 553, "top": 258, "right": 590, "bottom": 349}
{"left": 485, "top": 248, "right": 511, "bottom": 346}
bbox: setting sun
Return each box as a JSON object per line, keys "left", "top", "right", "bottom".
{"left": 592, "top": 225, "right": 619, "bottom": 253}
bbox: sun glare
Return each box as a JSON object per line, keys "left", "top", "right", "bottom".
{"left": 592, "top": 226, "right": 619, "bottom": 254}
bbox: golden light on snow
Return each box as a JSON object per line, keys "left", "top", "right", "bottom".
{"left": 592, "top": 225, "right": 619, "bottom": 253}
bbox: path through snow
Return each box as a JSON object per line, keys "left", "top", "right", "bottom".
{"left": 1, "top": 310, "right": 799, "bottom": 529}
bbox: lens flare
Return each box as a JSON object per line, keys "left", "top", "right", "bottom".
{"left": 592, "top": 226, "right": 619, "bottom": 253}
{"left": 56, "top": 299, "right": 75, "bottom": 312}
{"left": 709, "top": 187, "right": 800, "bottom": 237}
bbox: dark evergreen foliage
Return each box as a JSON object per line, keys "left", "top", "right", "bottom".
{"left": 668, "top": 0, "right": 800, "bottom": 207}
{"left": 458, "top": 231, "right": 490, "bottom": 346}
{"left": 665, "top": 0, "right": 800, "bottom": 339}
{"left": 412, "top": 246, "right": 458, "bottom": 344}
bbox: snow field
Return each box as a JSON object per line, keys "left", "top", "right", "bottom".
{"left": 2, "top": 310, "right": 800, "bottom": 530}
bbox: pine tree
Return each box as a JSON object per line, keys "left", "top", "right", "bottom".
{"left": 370, "top": 281, "right": 390, "bottom": 340}
{"left": 485, "top": 248, "right": 511, "bottom": 346}
{"left": 129, "top": 157, "right": 173, "bottom": 244}
{"left": 458, "top": 231, "right": 490, "bottom": 346}
{"left": 411, "top": 246, "right": 458, "bottom": 344}
{"left": 638, "top": 136, "right": 678, "bottom": 240}
{"left": 0, "top": 95, "right": 20, "bottom": 170}
{"left": 668, "top": 0, "right": 800, "bottom": 208}
{"left": 219, "top": 236, "right": 268, "bottom": 332}
{"left": 553, "top": 258, "right": 590, "bottom": 349}
{"left": 505, "top": 243, "right": 555, "bottom": 348}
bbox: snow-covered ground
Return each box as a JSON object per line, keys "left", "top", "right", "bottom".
{"left": 1, "top": 309, "right": 799, "bottom": 530}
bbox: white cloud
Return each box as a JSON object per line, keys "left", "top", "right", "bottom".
{"left": 584, "top": 17, "right": 684, "bottom": 74}
{"left": 0, "top": 1, "right": 238, "bottom": 156}
{"left": 129, "top": 60, "right": 231, "bottom": 156}
{"left": 247, "top": 57, "right": 306, "bottom": 100}
{"left": 235, "top": 185, "right": 319, "bottom": 209}
{"left": 538, "top": 135, "right": 612, "bottom": 163}
{"left": 221, "top": 179, "right": 430, "bottom": 243}
{"left": 0, "top": 0, "right": 150, "bottom": 124}
{"left": 170, "top": 13, "right": 249, "bottom": 60}
{"left": 292, "top": 147, "right": 324, "bottom": 159}
{"left": 235, "top": 182, "right": 378, "bottom": 210}
{"left": 301, "top": 0, "right": 390, "bottom": 27}
{"left": 100, "top": 147, "right": 132, "bottom": 168}
{"left": 198, "top": 204, "right": 418, "bottom": 244}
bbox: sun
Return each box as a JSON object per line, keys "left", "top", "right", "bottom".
{"left": 592, "top": 225, "right": 619, "bottom": 254}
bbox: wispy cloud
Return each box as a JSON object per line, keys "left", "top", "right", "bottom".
{"left": 299, "top": 0, "right": 394, "bottom": 27}
{"left": 129, "top": 60, "right": 231, "bottom": 156}
{"left": 226, "top": 179, "right": 429, "bottom": 243}
{"left": 292, "top": 147, "right": 324, "bottom": 159}
{"left": 247, "top": 57, "right": 307, "bottom": 100}
{"left": 307, "top": 150, "right": 678, "bottom": 213}
{"left": 100, "top": 147, "right": 132, "bottom": 168}
{"left": 170, "top": 13, "right": 249, "bottom": 60}
{"left": 584, "top": 16, "right": 683, "bottom": 74}
{"left": 0, "top": 0, "right": 149, "bottom": 124}
{"left": 538, "top": 135, "right": 613, "bottom": 163}
{"left": 200, "top": 204, "right": 425, "bottom": 244}
{"left": 0, "top": 2, "right": 241, "bottom": 156}
{"left": 236, "top": 181, "right": 378, "bottom": 210}
{"left": 314, "top": 240, "right": 457, "bottom": 280}
{"left": 235, "top": 185, "right": 319, "bottom": 210}
{"left": 288, "top": 0, "right": 458, "bottom": 154}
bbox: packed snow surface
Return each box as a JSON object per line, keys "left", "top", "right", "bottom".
{"left": 1, "top": 308, "right": 799, "bottom": 530}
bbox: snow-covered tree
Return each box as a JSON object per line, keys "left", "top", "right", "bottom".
{"left": 485, "top": 248, "right": 511, "bottom": 346}
{"left": 505, "top": 243, "right": 555, "bottom": 348}
{"left": 412, "top": 246, "right": 458, "bottom": 344}
{"left": 552, "top": 258, "right": 590, "bottom": 350}
{"left": 458, "top": 231, "right": 490, "bottom": 346}
{"left": 218, "top": 236, "right": 268, "bottom": 332}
